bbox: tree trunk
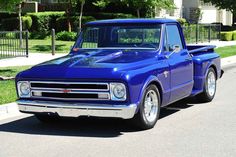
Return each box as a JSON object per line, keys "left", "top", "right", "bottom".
{"left": 79, "top": 0, "right": 85, "bottom": 31}
{"left": 19, "top": 3, "right": 23, "bottom": 48}
{"left": 66, "top": 9, "right": 72, "bottom": 32}
{"left": 66, "top": 0, "right": 72, "bottom": 32}
{"left": 136, "top": 9, "right": 140, "bottom": 18}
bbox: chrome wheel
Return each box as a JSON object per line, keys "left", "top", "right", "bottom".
{"left": 207, "top": 71, "right": 216, "bottom": 97}
{"left": 144, "top": 90, "right": 159, "bottom": 123}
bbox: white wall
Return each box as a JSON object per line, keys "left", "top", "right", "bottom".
{"left": 200, "top": 7, "right": 233, "bottom": 25}
{"left": 200, "top": 8, "right": 217, "bottom": 23}
{"left": 155, "top": 0, "right": 183, "bottom": 19}
{"left": 156, "top": 0, "right": 233, "bottom": 25}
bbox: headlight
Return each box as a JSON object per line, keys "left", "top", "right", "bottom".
{"left": 17, "top": 81, "right": 30, "bottom": 98}
{"left": 110, "top": 83, "right": 126, "bottom": 101}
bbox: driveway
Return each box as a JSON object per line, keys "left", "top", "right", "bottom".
{"left": 0, "top": 63, "right": 235, "bottom": 157}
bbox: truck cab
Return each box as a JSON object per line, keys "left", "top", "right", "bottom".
{"left": 16, "top": 19, "right": 223, "bottom": 129}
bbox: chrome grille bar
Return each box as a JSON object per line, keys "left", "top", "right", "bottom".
{"left": 30, "top": 81, "right": 109, "bottom": 91}
{"left": 29, "top": 81, "right": 110, "bottom": 101}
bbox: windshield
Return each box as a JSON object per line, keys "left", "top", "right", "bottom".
{"left": 75, "top": 24, "right": 162, "bottom": 49}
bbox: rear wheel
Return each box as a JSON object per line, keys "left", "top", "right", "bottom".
{"left": 196, "top": 67, "right": 217, "bottom": 102}
{"left": 132, "top": 84, "right": 161, "bottom": 130}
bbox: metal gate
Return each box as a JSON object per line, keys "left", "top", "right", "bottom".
{"left": 183, "top": 24, "right": 221, "bottom": 44}
{"left": 0, "top": 31, "right": 28, "bottom": 59}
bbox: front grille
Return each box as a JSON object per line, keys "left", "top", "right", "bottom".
{"left": 30, "top": 81, "right": 110, "bottom": 101}
{"left": 30, "top": 81, "right": 109, "bottom": 91}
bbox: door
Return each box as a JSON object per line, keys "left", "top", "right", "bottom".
{"left": 164, "top": 24, "right": 194, "bottom": 102}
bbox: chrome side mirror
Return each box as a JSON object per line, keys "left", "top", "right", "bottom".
{"left": 165, "top": 44, "right": 181, "bottom": 59}
{"left": 173, "top": 45, "right": 181, "bottom": 53}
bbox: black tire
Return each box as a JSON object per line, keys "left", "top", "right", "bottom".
{"left": 132, "top": 84, "right": 161, "bottom": 130}
{"left": 35, "top": 114, "right": 60, "bottom": 123}
{"left": 196, "top": 67, "right": 217, "bottom": 102}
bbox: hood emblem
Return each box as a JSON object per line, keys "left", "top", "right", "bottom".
{"left": 62, "top": 89, "right": 71, "bottom": 93}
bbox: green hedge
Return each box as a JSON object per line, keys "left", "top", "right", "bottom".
{"left": 0, "top": 16, "right": 32, "bottom": 31}
{"left": 84, "top": 12, "right": 135, "bottom": 19}
{"left": 0, "top": 17, "right": 19, "bottom": 31}
{"left": 56, "top": 31, "right": 77, "bottom": 41}
{"left": 27, "top": 12, "right": 65, "bottom": 39}
{"left": 233, "top": 31, "right": 236, "bottom": 41}
{"left": 27, "top": 12, "right": 96, "bottom": 39}
{"left": 177, "top": 18, "right": 187, "bottom": 26}
{"left": 56, "top": 16, "right": 95, "bottom": 32}
{"left": 0, "top": 12, "right": 18, "bottom": 21}
{"left": 220, "top": 32, "right": 233, "bottom": 41}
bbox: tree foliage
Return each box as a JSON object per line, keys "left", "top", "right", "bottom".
{"left": 125, "top": 0, "right": 175, "bottom": 17}
{"left": 93, "top": 0, "right": 175, "bottom": 17}
{"left": 0, "top": 0, "right": 23, "bottom": 11}
{"left": 203, "top": 0, "right": 236, "bottom": 14}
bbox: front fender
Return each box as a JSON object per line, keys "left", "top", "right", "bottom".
{"left": 136, "top": 75, "right": 164, "bottom": 110}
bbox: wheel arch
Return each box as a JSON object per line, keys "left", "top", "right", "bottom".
{"left": 209, "top": 64, "right": 218, "bottom": 79}
{"left": 138, "top": 76, "right": 163, "bottom": 108}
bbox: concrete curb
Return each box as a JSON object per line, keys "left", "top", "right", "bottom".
{"left": 0, "top": 56, "right": 236, "bottom": 119}
{"left": 221, "top": 55, "right": 236, "bottom": 67}
{"left": 0, "top": 103, "right": 21, "bottom": 120}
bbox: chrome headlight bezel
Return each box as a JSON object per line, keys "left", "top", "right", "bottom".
{"left": 110, "top": 83, "right": 126, "bottom": 101}
{"left": 17, "top": 81, "right": 31, "bottom": 98}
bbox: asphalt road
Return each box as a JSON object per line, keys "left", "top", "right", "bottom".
{"left": 0, "top": 64, "right": 236, "bottom": 157}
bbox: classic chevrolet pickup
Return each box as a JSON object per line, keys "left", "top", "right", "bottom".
{"left": 16, "top": 19, "right": 223, "bottom": 129}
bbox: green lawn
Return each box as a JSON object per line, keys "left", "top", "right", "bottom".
{"left": 0, "top": 66, "right": 31, "bottom": 105}
{"left": 29, "top": 39, "right": 74, "bottom": 53}
{"left": 0, "top": 80, "right": 17, "bottom": 105}
{"left": 0, "top": 39, "right": 74, "bottom": 55}
{"left": 215, "top": 45, "right": 236, "bottom": 58}
{"left": 0, "top": 66, "right": 31, "bottom": 78}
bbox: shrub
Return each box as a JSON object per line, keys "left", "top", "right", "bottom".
{"left": 220, "top": 32, "right": 233, "bottom": 41}
{"left": 0, "top": 12, "right": 18, "bottom": 21}
{"left": 1, "top": 17, "right": 19, "bottom": 31}
{"left": 5, "top": 32, "right": 16, "bottom": 39}
{"left": 29, "top": 32, "right": 49, "bottom": 39}
{"left": 177, "top": 18, "right": 187, "bottom": 26}
{"left": 0, "top": 16, "right": 32, "bottom": 31}
{"left": 22, "top": 16, "right": 32, "bottom": 30}
{"left": 84, "top": 12, "right": 135, "bottom": 19}
{"left": 56, "top": 16, "right": 95, "bottom": 32}
{"left": 233, "top": 31, "right": 236, "bottom": 41}
{"left": 56, "top": 31, "right": 77, "bottom": 41}
{"left": 27, "top": 12, "right": 65, "bottom": 38}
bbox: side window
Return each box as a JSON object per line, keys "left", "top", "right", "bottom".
{"left": 165, "top": 25, "right": 183, "bottom": 52}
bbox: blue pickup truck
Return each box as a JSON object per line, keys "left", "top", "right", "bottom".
{"left": 16, "top": 19, "right": 223, "bottom": 129}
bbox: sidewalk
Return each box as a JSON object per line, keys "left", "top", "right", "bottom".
{"left": 189, "top": 40, "right": 236, "bottom": 48}
{"left": 221, "top": 55, "right": 236, "bottom": 67}
{"left": 0, "top": 53, "right": 67, "bottom": 68}
{"left": 0, "top": 103, "right": 21, "bottom": 120}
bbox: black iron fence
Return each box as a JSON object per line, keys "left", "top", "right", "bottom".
{"left": 183, "top": 24, "right": 221, "bottom": 44}
{"left": 0, "top": 31, "right": 28, "bottom": 59}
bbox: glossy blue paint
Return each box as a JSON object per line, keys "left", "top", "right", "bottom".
{"left": 85, "top": 18, "right": 177, "bottom": 26}
{"left": 16, "top": 19, "right": 223, "bottom": 112}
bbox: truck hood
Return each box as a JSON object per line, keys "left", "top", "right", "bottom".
{"left": 17, "top": 49, "right": 158, "bottom": 80}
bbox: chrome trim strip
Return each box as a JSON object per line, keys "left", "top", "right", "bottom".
{"left": 30, "top": 81, "right": 109, "bottom": 91}
{"left": 17, "top": 100, "right": 137, "bottom": 119}
{"left": 31, "top": 90, "right": 110, "bottom": 101}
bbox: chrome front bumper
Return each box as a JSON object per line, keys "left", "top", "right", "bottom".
{"left": 17, "top": 100, "right": 137, "bottom": 119}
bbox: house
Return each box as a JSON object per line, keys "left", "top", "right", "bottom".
{"left": 156, "top": 0, "right": 233, "bottom": 26}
